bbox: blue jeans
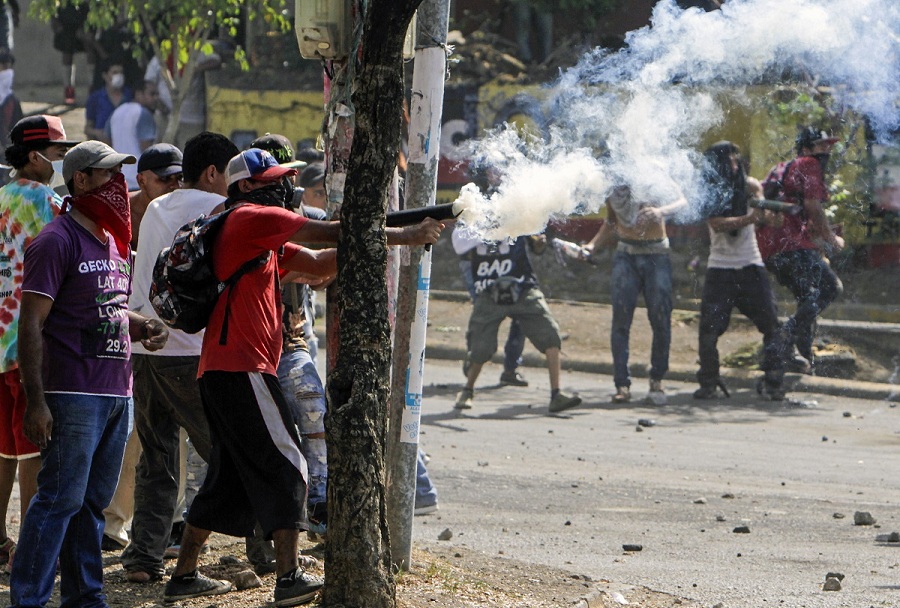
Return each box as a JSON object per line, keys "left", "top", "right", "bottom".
{"left": 415, "top": 449, "right": 438, "bottom": 509}
{"left": 10, "top": 393, "right": 131, "bottom": 608}
{"left": 277, "top": 347, "right": 327, "bottom": 509}
{"left": 611, "top": 252, "right": 673, "bottom": 388}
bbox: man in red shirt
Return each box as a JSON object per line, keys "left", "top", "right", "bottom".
{"left": 756, "top": 126, "right": 843, "bottom": 374}
{"left": 163, "top": 148, "right": 444, "bottom": 606}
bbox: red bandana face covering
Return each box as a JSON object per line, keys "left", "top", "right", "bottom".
{"left": 63, "top": 172, "right": 132, "bottom": 257}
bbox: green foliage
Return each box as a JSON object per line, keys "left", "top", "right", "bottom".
{"left": 28, "top": 0, "right": 290, "bottom": 74}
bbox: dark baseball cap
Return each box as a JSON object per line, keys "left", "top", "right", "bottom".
{"left": 796, "top": 126, "right": 839, "bottom": 151}
{"left": 62, "top": 140, "right": 136, "bottom": 184}
{"left": 9, "top": 115, "right": 80, "bottom": 151}
{"left": 137, "top": 143, "right": 183, "bottom": 177}
{"left": 250, "top": 133, "right": 307, "bottom": 170}
{"left": 298, "top": 162, "right": 325, "bottom": 188}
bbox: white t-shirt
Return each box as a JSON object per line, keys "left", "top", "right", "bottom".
{"left": 108, "top": 102, "right": 156, "bottom": 189}
{"left": 706, "top": 222, "right": 763, "bottom": 269}
{"left": 131, "top": 188, "right": 224, "bottom": 356}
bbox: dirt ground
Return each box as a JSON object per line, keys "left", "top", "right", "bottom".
{"left": 0, "top": 532, "right": 693, "bottom": 608}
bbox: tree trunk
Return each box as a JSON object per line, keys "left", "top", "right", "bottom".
{"left": 322, "top": 1, "right": 422, "bottom": 607}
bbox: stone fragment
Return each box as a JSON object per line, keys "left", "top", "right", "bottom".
{"left": 833, "top": 512, "right": 845, "bottom": 519}
{"left": 693, "top": 497, "right": 707, "bottom": 504}
{"left": 854, "top": 511, "right": 876, "bottom": 526}
{"left": 825, "top": 572, "right": 845, "bottom": 581}
{"left": 438, "top": 528, "right": 453, "bottom": 541}
{"left": 823, "top": 577, "right": 842, "bottom": 591}
{"left": 637, "top": 418, "right": 655, "bottom": 427}
{"left": 622, "top": 544, "right": 643, "bottom": 552}
{"left": 716, "top": 515, "right": 726, "bottom": 522}
{"left": 733, "top": 525, "right": 751, "bottom": 533}
{"left": 219, "top": 555, "right": 241, "bottom": 565}
{"left": 233, "top": 569, "right": 263, "bottom": 590}
{"left": 888, "top": 532, "right": 900, "bottom": 542}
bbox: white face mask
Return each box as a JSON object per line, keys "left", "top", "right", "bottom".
{"left": 36, "top": 152, "right": 66, "bottom": 189}
{"left": 110, "top": 73, "right": 125, "bottom": 89}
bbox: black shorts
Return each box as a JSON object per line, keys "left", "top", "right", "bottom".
{"left": 188, "top": 371, "right": 308, "bottom": 539}
{"left": 52, "top": 4, "right": 88, "bottom": 55}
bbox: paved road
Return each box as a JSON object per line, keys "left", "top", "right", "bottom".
{"left": 411, "top": 359, "right": 900, "bottom": 607}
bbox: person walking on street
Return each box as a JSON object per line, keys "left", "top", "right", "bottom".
{"left": 756, "top": 126, "right": 843, "bottom": 375}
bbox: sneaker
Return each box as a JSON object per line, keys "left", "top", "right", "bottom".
{"left": 0, "top": 537, "right": 14, "bottom": 565}
{"left": 548, "top": 391, "right": 582, "bottom": 413}
{"left": 693, "top": 385, "right": 718, "bottom": 399}
{"left": 645, "top": 379, "right": 667, "bottom": 405}
{"left": 454, "top": 388, "right": 474, "bottom": 410}
{"left": 414, "top": 502, "right": 439, "bottom": 516}
{"left": 163, "top": 571, "right": 232, "bottom": 603}
{"left": 64, "top": 85, "right": 76, "bottom": 105}
{"left": 273, "top": 568, "right": 324, "bottom": 607}
{"left": 499, "top": 370, "right": 528, "bottom": 387}
{"left": 612, "top": 386, "right": 630, "bottom": 403}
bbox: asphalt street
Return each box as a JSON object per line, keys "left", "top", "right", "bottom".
{"left": 410, "top": 358, "right": 900, "bottom": 608}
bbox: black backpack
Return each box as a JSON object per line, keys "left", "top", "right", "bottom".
{"left": 149, "top": 203, "right": 269, "bottom": 342}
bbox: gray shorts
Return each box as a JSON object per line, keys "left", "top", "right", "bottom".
{"left": 466, "top": 286, "right": 561, "bottom": 365}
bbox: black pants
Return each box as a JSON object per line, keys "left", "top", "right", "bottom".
{"left": 765, "top": 249, "right": 842, "bottom": 363}
{"left": 697, "top": 265, "right": 784, "bottom": 387}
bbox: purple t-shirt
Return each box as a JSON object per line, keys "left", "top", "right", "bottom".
{"left": 22, "top": 214, "right": 133, "bottom": 396}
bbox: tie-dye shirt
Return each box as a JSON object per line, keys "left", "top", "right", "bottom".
{"left": 0, "top": 178, "right": 62, "bottom": 372}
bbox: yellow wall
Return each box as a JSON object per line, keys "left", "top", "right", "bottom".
{"left": 206, "top": 86, "right": 326, "bottom": 147}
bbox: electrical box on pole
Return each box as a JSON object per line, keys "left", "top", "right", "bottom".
{"left": 295, "top": 0, "right": 416, "bottom": 60}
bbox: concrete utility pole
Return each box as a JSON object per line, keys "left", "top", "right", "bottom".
{"left": 386, "top": 0, "right": 451, "bottom": 571}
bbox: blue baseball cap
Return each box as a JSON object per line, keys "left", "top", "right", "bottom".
{"left": 225, "top": 148, "right": 297, "bottom": 187}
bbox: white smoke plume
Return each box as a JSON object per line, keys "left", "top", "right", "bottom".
{"left": 455, "top": 0, "right": 900, "bottom": 240}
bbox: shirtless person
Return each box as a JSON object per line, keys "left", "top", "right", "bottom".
{"left": 584, "top": 183, "right": 686, "bottom": 404}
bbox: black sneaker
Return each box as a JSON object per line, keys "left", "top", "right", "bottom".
{"left": 499, "top": 370, "right": 528, "bottom": 387}
{"left": 163, "top": 571, "right": 232, "bottom": 603}
{"left": 274, "top": 568, "right": 324, "bottom": 607}
{"left": 548, "top": 391, "right": 582, "bottom": 413}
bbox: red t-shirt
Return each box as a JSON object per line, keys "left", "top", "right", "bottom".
{"left": 756, "top": 155, "right": 827, "bottom": 260}
{"left": 199, "top": 205, "right": 307, "bottom": 376}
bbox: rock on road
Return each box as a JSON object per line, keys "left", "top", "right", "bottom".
{"left": 412, "top": 359, "right": 900, "bottom": 608}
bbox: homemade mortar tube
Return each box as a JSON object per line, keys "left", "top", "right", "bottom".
{"left": 749, "top": 199, "right": 802, "bottom": 215}
{"left": 385, "top": 201, "right": 465, "bottom": 227}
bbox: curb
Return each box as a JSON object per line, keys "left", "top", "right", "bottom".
{"left": 424, "top": 343, "right": 899, "bottom": 402}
